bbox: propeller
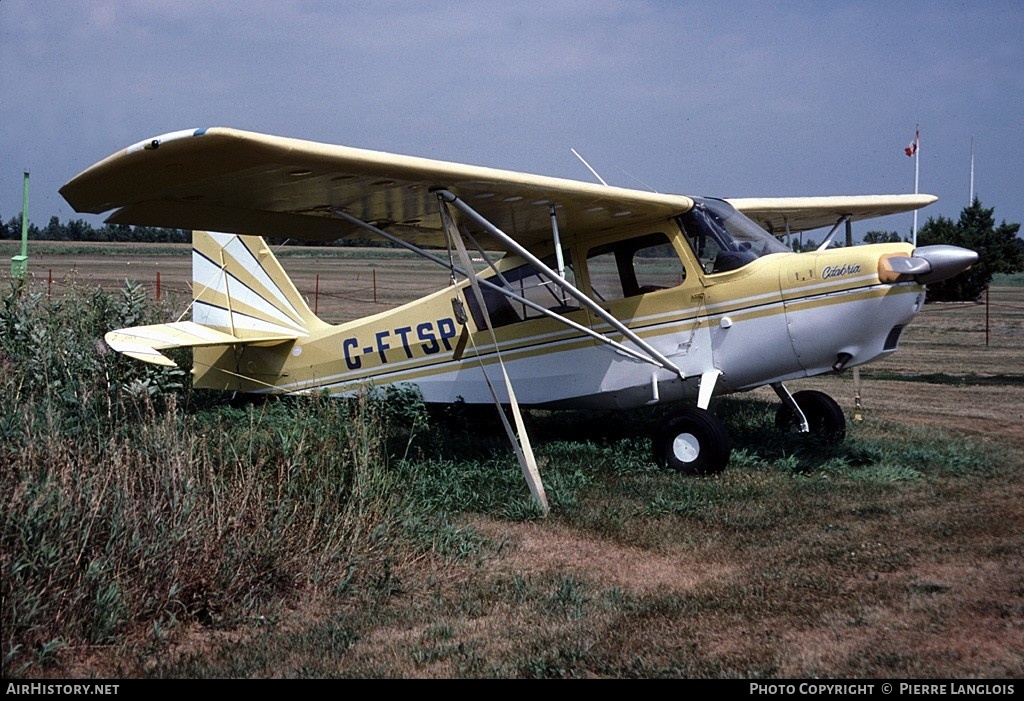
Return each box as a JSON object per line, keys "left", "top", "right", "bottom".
{"left": 879, "top": 245, "right": 978, "bottom": 284}
{"left": 910, "top": 245, "right": 980, "bottom": 284}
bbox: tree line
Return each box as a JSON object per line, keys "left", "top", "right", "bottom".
{"left": 778, "top": 198, "right": 1022, "bottom": 301}
{"left": 0, "top": 215, "right": 366, "bottom": 247}
{"left": 4, "top": 197, "right": 1022, "bottom": 301}
{"left": 861, "top": 197, "right": 1023, "bottom": 301}
{"left": 1, "top": 214, "right": 190, "bottom": 244}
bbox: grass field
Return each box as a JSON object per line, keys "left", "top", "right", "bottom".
{"left": 0, "top": 240, "right": 449, "bottom": 324}
{"left": 2, "top": 241, "right": 1021, "bottom": 679}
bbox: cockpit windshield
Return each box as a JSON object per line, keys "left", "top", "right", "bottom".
{"left": 676, "top": 197, "right": 790, "bottom": 274}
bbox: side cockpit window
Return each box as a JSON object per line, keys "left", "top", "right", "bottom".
{"left": 586, "top": 232, "right": 685, "bottom": 302}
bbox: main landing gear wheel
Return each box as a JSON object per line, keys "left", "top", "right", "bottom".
{"left": 775, "top": 389, "right": 846, "bottom": 444}
{"left": 654, "top": 407, "right": 731, "bottom": 475}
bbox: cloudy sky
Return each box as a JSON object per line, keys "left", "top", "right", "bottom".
{"left": 2, "top": 1, "right": 1022, "bottom": 240}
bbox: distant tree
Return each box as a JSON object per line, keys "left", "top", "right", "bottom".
{"left": 4, "top": 215, "right": 23, "bottom": 240}
{"left": 863, "top": 230, "right": 904, "bottom": 244}
{"left": 5, "top": 215, "right": 40, "bottom": 241}
{"left": 917, "top": 196, "right": 1024, "bottom": 301}
{"left": 790, "top": 237, "right": 819, "bottom": 252}
{"left": 108, "top": 223, "right": 132, "bottom": 243}
{"left": 44, "top": 215, "right": 63, "bottom": 241}
{"left": 65, "top": 218, "right": 95, "bottom": 242}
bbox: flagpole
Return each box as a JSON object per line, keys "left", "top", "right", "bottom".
{"left": 904, "top": 125, "right": 921, "bottom": 246}
{"left": 912, "top": 125, "right": 919, "bottom": 247}
{"left": 969, "top": 134, "right": 975, "bottom": 206}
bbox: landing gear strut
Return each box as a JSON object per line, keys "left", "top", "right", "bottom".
{"left": 774, "top": 388, "right": 846, "bottom": 443}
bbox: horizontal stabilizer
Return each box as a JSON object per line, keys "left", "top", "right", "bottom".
{"left": 104, "top": 321, "right": 298, "bottom": 367}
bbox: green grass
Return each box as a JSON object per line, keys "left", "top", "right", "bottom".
{"left": 0, "top": 282, "right": 488, "bottom": 676}
{"left": 0, "top": 241, "right": 189, "bottom": 257}
{"left": 2, "top": 280, "right": 1018, "bottom": 678}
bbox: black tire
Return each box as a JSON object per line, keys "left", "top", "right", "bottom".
{"left": 654, "top": 407, "right": 731, "bottom": 475}
{"left": 775, "top": 389, "right": 846, "bottom": 444}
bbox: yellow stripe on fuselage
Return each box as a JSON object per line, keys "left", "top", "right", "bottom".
{"left": 252, "top": 277, "right": 918, "bottom": 395}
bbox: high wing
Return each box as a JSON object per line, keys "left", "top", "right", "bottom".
{"left": 727, "top": 195, "right": 938, "bottom": 235}
{"left": 62, "top": 127, "right": 937, "bottom": 246}
{"left": 60, "top": 127, "right": 694, "bottom": 249}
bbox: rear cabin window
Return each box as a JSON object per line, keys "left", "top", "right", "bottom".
{"left": 586, "top": 232, "right": 685, "bottom": 302}
{"left": 464, "top": 253, "right": 579, "bottom": 330}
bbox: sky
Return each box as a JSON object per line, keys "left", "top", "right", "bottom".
{"left": 2, "top": 0, "right": 1022, "bottom": 241}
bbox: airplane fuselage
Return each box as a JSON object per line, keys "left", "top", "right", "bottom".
{"left": 193, "top": 239, "right": 923, "bottom": 411}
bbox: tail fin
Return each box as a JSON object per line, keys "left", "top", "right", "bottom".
{"left": 104, "top": 231, "right": 325, "bottom": 367}
{"left": 192, "top": 230, "right": 324, "bottom": 337}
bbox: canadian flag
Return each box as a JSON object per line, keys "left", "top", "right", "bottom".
{"left": 905, "top": 129, "right": 919, "bottom": 157}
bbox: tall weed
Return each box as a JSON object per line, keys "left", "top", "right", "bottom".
{"left": 0, "top": 283, "right": 423, "bottom": 675}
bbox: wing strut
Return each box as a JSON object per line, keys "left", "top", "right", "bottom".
{"left": 549, "top": 205, "right": 568, "bottom": 305}
{"left": 433, "top": 189, "right": 686, "bottom": 380}
{"left": 439, "top": 200, "right": 549, "bottom": 514}
{"left": 329, "top": 210, "right": 665, "bottom": 367}
{"left": 815, "top": 215, "right": 852, "bottom": 252}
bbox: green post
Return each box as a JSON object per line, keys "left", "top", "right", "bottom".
{"left": 10, "top": 172, "right": 29, "bottom": 279}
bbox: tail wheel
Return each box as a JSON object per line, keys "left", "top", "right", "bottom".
{"left": 654, "top": 407, "right": 731, "bottom": 475}
{"left": 775, "top": 389, "right": 846, "bottom": 444}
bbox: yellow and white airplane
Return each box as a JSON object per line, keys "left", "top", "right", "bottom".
{"left": 61, "top": 127, "right": 977, "bottom": 512}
